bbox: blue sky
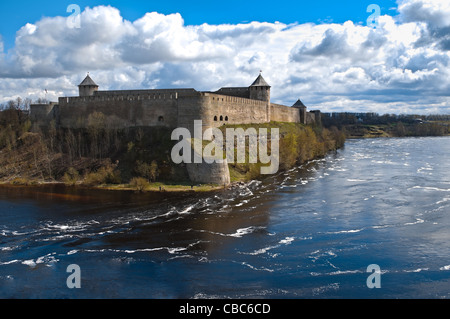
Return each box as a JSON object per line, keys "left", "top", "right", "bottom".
{"left": 0, "top": 0, "right": 449, "bottom": 114}
{"left": 0, "top": 0, "right": 399, "bottom": 51}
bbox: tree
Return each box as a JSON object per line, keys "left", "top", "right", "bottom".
{"left": 396, "top": 122, "right": 406, "bottom": 137}
{"left": 62, "top": 167, "right": 80, "bottom": 186}
{"left": 87, "top": 112, "right": 106, "bottom": 159}
{"left": 135, "top": 160, "right": 160, "bottom": 182}
{"left": 130, "top": 177, "right": 150, "bottom": 192}
{"left": 149, "top": 160, "right": 159, "bottom": 182}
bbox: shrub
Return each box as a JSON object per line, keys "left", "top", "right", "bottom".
{"left": 62, "top": 167, "right": 80, "bottom": 186}
{"left": 135, "top": 160, "right": 160, "bottom": 182}
{"left": 10, "top": 177, "right": 32, "bottom": 185}
{"left": 130, "top": 177, "right": 150, "bottom": 192}
{"left": 83, "top": 164, "right": 121, "bottom": 186}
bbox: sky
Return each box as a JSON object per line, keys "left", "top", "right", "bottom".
{"left": 0, "top": 0, "right": 449, "bottom": 114}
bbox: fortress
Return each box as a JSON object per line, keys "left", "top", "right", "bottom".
{"left": 30, "top": 73, "right": 320, "bottom": 185}
{"left": 30, "top": 73, "right": 320, "bottom": 132}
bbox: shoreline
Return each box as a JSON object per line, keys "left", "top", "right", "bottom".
{"left": 0, "top": 180, "right": 234, "bottom": 194}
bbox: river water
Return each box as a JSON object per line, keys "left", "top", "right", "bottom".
{"left": 0, "top": 136, "right": 449, "bottom": 299}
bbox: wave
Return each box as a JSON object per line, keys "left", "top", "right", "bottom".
{"left": 189, "top": 226, "right": 265, "bottom": 238}
{"left": 229, "top": 226, "right": 264, "bottom": 238}
{"left": 178, "top": 204, "right": 196, "bottom": 215}
{"left": 329, "top": 269, "right": 362, "bottom": 276}
{"left": 279, "top": 237, "right": 294, "bottom": 245}
{"left": 0, "top": 259, "right": 20, "bottom": 266}
{"left": 237, "top": 261, "right": 274, "bottom": 273}
{"left": 404, "top": 268, "right": 429, "bottom": 273}
{"left": 410, "top": 186, "right": 450, "bottom": 192}
{"left": 20, "top": 253, "right": 58, "bottom": 268}
{"left": 243, "top": 236, "right": 295, "bottom": 256}
{"left": 234, "top": 199, "right": 250, "bottom": 207}
{"left": 327, "top": 228, "right": 364, "bottom": 235}
{"left": 436, "top": 197, "right": 450, "bottom": 205}
{"left": 404, "top": 218, "right": 424, "bottom": 226}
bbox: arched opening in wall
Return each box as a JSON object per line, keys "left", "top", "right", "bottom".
{"left": 220, "top": 116, "right": 223, "bottom": 121}
{"left": 214, "top": 116, "right": 218, "bottom": 121}
{"left": 225, "top": 116, "right": 228, "bottom": 121}
{"left": 158, "top": 116, "right": 164, "bottom": 123}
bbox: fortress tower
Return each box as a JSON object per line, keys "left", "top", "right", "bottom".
{"left": 249, "top": 73, "right": 271, "bottom": 104}
{"left": 78, "top": 74, "right": 99, "bottom": 97}
{"left": 293, "top": 99, "right": 307, "bottom": 124}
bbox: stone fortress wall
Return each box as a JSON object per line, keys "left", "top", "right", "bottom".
{"left": 30, "top": 73, "right": 319, "bottom": 131}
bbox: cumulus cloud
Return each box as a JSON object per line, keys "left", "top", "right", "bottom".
{"left": 0, "top": 0, "right": 449, "bottom": 114}
{"left": 398, "top": 0, "right": 450, "bottom": 27}
{"left": 398, "top": 0, "right": 450, "bottom": 51}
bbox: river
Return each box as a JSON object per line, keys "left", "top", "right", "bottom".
{"left": 1, "top": 136, "right": 449, "bottom": 298}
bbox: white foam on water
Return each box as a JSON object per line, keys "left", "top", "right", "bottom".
{"left": 0, "top": 259, "right": 20, "bottom": 266}
{"left": 439, "top": 265, "right": 450, "bottom": 271}
{"left": 241, "top": 236, "right": 295, "bottom": 256}
{"left": 327, "top": 228, "right": 364, "bottom": 234}
{"left": 404, "top": 268, "right": 429, "bottom": 273}
{"left": 372, "top": 224, "right": 391, "bottom": 229}
{"left": 120, "top": 240, "right": 207, "bottom": 256}
{"left": 22, "top": 260, "right": 36, "bottom": 267}
{"left": 234, "top": 199, "right": 249, "bottom": 207}
{"left": 309, "top": 249, "right": 337, "bottom": 263}
{"left": 436, "top": 197, "right": 450, "bottom": 205}
{"left": 329, "top": 269, "right": 362, "bottom": 276}
{"left": 312, "top": 283, "right": 340, "bottom": 296}
{"left": 228, "top": 226, "right": 261, "bottom": 238}
{"left": 410, "top": 186, "right": 450, "bottom": 192}
{"left": 178, "top": 204, "right": 195, "bottom": 215}
{"left": 239, "top": 261, "right": 274, "bottom": 273}
{"left": 245, "top": 245, "right": 279, "bottom": 256}
{"left": 122, "top": 247, "right": 186, "bottom": 254}
{"left": 404, "top": 218, "right": 425, "bottom": 226}
{"left": 279, "top": 237, "right": 294, "bottom": 245}
{"left": 20, "top": 252, "right": 59, "bottom": 268}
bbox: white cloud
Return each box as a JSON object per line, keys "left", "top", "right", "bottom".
{"left": 398, "top": 0, "right": 450, "bottom": 27}
{"left": 0, "top": 1, "right": 449, "bottom": 114}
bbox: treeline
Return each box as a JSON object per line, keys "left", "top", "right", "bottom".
{"left": 392, "top": 122, "right": 448, "bottom": 137}
{"left": 322, "top": 112, "right": 449, "bottom": 137}
{"left": 322, "top": 112, "right": 450, "bottom": 126}
{"left": 0, "top": 97, "right": 34, "bottom": 111}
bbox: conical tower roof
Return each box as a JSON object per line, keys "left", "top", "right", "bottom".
{"left": 293, "top": 99, "right": 306, "bottom": 108}
{"left": 250, "top": 73, "right": 270, "bottom": 87}
{"left": 78, "top": 74, "right": 98, "bottom": 87}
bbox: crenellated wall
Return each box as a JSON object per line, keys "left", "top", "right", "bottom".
{"left": 270, "top": 103, "right": 300, "bottom": 123}
{"left": 57, "top": 91, "right": 180, "bottom": 129}
{"left": 201, "top": 93, "right": 269, "bottom": 128}
{"left": 32, "top": 84, "right": 317, "bottom": 132}
{"left": 214, "top": 87, "right": 250, "bottom": 99}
